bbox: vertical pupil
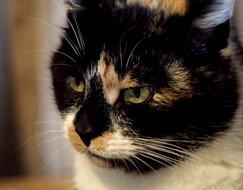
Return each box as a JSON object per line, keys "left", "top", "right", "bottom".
{"left": 133, "top": 88, "right": 141, "bottom": 98}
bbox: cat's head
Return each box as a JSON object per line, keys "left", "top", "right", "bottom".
{"left": 51, "top": 0, "right": 238, "bottom": 172}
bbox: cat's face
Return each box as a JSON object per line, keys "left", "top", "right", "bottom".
{"left": 51, "top": 0, "right": 238, "bottom": 173}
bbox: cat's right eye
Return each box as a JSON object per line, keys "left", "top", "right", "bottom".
{"left": 66, "top": 76, "right": 85, "bottom": 93}
{"left": 124, "top": 86, "right": 152, "bottom": 104}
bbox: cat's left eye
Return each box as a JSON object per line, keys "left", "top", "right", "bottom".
{"left": 124, "top": 86, "right": 152, "bottom": 104}
{"left": 67, "top": 76, "right": 85, "bottom": 93}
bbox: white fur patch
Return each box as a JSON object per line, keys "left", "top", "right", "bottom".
{"left": 194, "top": 0, "right": 235, "bottom": 28}
{"left": 97, "top": 53, "right": 121, "bottom": 105}
{"left": 89, "top": 130, "right": 137, "bottom": 159}
{"left": 63, "top": 113, "right": 76, "bottom": 136}
{"left": 105, "top": 88, "right": 120, "bottom": 105}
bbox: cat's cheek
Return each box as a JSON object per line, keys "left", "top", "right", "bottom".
{"left": 67, "top": 125, "right": 87, "bottom": 153}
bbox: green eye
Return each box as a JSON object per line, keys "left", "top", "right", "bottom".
{"left": 124, "top": 87, "right": 152, "bottom": 104}
{"left": 67, "top": 76, "right": 85, "bottom": 93}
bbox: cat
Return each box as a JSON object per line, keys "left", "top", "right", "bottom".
{"left": 50, "top": 0, "right": 243, "bottom": 189}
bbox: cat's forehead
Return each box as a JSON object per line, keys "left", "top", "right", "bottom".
{"left": 70, "top": 0, "right": 234, "bottom": 30}
{"left": 84, "top": 0, "right": 187, "bottom": 33}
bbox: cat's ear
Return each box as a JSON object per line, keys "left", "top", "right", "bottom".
{"left": 193, "top": 0, "right": 235, "bottom": 29}
{"left": 187, "top": 0, "right": 235, "bottom": 51}
{"left": 64, "top": 0, "right": 82, "bottom": 12}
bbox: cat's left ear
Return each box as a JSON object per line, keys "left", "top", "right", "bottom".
{"left": 193, "top": 0, "right": 235, "bottom": 29}
{"left": 64, "top": 0, "right": 82, "bottom": 12}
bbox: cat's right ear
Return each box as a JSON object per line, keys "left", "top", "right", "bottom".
{"left": 64, "top": 0, "right": 82, "bottom": 12}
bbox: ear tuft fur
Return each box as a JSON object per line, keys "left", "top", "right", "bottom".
{"left": 64, "top": 0, "right": 82, "bottom": 11}
{"left": 194, "top": 0, "right": 235, "bottom": 29}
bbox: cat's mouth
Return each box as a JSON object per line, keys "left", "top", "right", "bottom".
{"left": 87, "top": 151, "right": 134, "bottom": 171}
{"left": 87, "top": 150, "right": 172, "bottom": 173}
{"left": 87, "top": 151, "right": 115, "bottom": 169}
{"left": 67, "top": 126, "right": 137, "bottom": 170}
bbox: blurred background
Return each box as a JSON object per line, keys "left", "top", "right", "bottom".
{"left": 0, "top": 0, "right": 73, "bottom": 189}
{"left": 0, "top": 0, "right": 243, "bottom": 189}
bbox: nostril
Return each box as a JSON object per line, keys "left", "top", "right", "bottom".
{"left": 79, "top": 134, "right": 92, "bottom": 147}
{"left": 75, "top": 127, "right": 93, "bottom": 147}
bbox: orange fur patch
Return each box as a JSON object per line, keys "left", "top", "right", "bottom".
{"left": 152, "top": 63, "right": 192, "bottom": 106}
{"left": 98, "top": 53, "right": 119, "bottom": 90}
{"left": 125, "top": 0, "right": 188, "bottom": 17}
{"left": 220, "top": 46, "right": 233, "bottom": 58}
{"left": 166, "top": 62, "right": 191, "bottom": 93}
{"left": 98, "top": 52, "right": 138, "bottom": 104}
{"left": 158, "top": 0, "right": 188, "bottom": 17}
{"left": 90, "top": 131, "right": 114, "bottom": 152}
{"left": 67, "top": 125, "right": 87, "bottom": 152}
{"left": 152, "top": 89, "right": 179, "bottom": 106}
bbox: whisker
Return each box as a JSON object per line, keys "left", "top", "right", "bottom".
{"left": 20, "top": 16, "right": 80, "bottom": 56}
{"left": 132, "top": 155, "right": 161, "bottom": 176}
{"left": 126, "top": 37, "right": 146, "bottom": 69}
{"left": 134, "top": 141, "right": 186, "bottom": 159}
{"left": 17, "top": 131, "right": 61, "bottom": 151}
{"left": 121, "top": 158, "right": 130, "bottom": 171}
{"left": 34, "top": 120, "right": 63, "bottom": 125}
{"left": 40, "top": 143, "right": 70, "bottom": 172}
{"left": 146, "top": 149, "right": 184, "bottom": 165}
{"left": 119, "top": 26, "right": 135, "bottom": 70}
{"left": 52, "top": 63, "right": 81, "bottom": 72}
{"left": 52, "top": 0, "right": 83, "bottom": 57}
{"left": 137, "top": 148, "right": 181, "bottom": 166}
{"left": 73, "top": 15, "right": 86, "bottom": 53}
{"left": 126, "top": 157, "right": 143, "bottom": 176}
{"left": 19, "top": 136, "right": 66, "bottom": 163}
{"left": 134, "top": 138, "right": 199, "bottom": 160}
{"left": 135, "top": 138, "right": 196, "bottom": 152}
{"left": 135, "top": 140, "right": 190, "bottom": 155}
{"left": 137, "top": 152, "right": 173, "bottom": 169}
{"left": 159, "top": 144, "right": 199, "bottom": 160}
{"left": 66, "top": 14, "right": 82, "bottom": 56}
{"left": 136, "top": 137, "right": 194, "bottom": 143}
{"left": 24, "top": 50, "right": 77, "bottom": 63}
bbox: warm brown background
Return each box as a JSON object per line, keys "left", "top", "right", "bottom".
{"left": 8, "top": 0, "right": 45, "bottom": 176}
{"left": 0, "top": 178, "right": 70, "bottom": 190}
{"left": 1, "top": 0, "right": 71, "bottom": 188}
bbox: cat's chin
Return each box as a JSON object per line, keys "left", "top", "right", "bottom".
{"left": 87, "top": 152, "right": 114, "bottom": 169}
{"left": 85, "top": 151, "right": 166, "bottom": 174}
